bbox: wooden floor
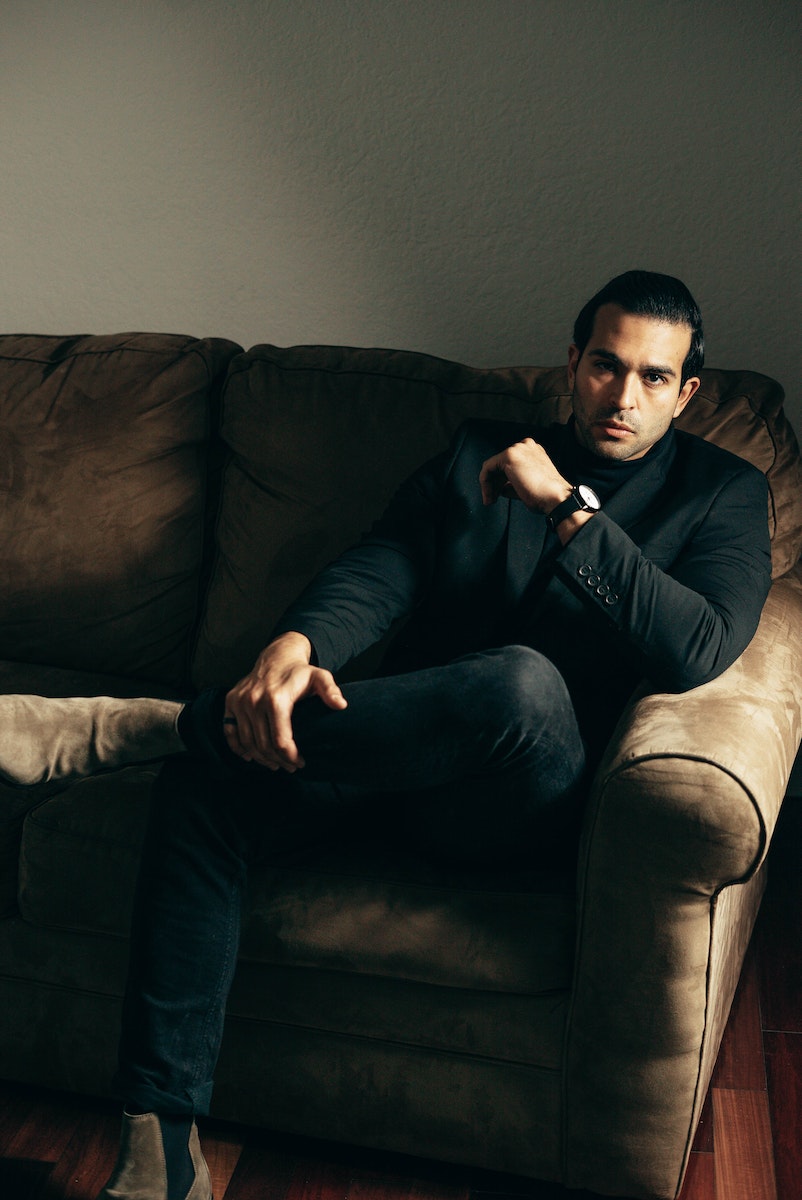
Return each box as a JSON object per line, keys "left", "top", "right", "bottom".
{"left": 1, "top": 800, "right": 799, "bottom": 1200}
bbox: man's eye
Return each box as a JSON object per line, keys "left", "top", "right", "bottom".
{"left": 644, "top": 372, "right": 666, "bottom": 385}
{"left": 594, "top": 360, "right": 616, "bottom": 374}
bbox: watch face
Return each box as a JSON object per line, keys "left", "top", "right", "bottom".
{"left": 577, "top": 484, "right": 601, "bottom": 510}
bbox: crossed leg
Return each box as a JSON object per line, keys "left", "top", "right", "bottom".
{"left": 114, "top": 645, "right": 586, "bottom": 1118}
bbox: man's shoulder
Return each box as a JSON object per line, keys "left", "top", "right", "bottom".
{"left": 453, "top": 417, "right": 554, "bottom": 453}
{"left": 673, "top": 427, "right": 767, "bottom": 487}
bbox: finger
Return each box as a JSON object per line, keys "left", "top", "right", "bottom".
{"left": 226, "top": 710, "right": 291, "bottom": 771}
{"left": 223, "top": 687, "right": 279, "bottom": 767}
{"left": 222, "top": 718, "right": 253, "bottom": 763}
{"left": 311, "top": 670, "right": 348, "bottom": 711}
{"left": 479, "top": 460, "right": 506, "bottom": 506}
{"left": 266, "top": 701, "right": 304, "bottom": 772}
{"left": 221, "top": 713, "right": 244, "bottom": 756}
{"left": 221, "top": 690, "right": 247, "bottom": 758}
{"left": 222, "top": 699, "right": 259, "bottom": 763}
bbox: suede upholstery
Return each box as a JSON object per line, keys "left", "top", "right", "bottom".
{"left": 0, "top": 336, "right": 800, "bottom": 1200}
{"left": 0, "top": 335, "right": 238, "bottom": 684}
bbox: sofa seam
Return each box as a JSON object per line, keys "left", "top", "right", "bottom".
{"left": 0, "top": 337, "right": 202, "bottom": 366}
{"left": 0, "top": 964, "right": 567, "bottom": 1071}
{"left": 599, "top": 750, "right": 767, "bottom": 882}
{"left": 228, "top": 353, "right": 558, "bottom": 402}
{"left": 211, "top": 1006, "right": 568, "bottom": 1072}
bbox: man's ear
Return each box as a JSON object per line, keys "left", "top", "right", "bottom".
{"left": 567, "top": 344, "right": 580, "bottom": 389}
{"left": 673, "top": 375, "right": 701, "bottom": 419}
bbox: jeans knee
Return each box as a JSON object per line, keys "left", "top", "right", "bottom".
{"left": 476, "top": 645, "right": 572, "bottom": 722}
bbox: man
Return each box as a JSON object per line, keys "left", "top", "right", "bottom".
{"left": 0, "top": 272, "right": 772, "bottom": 1200}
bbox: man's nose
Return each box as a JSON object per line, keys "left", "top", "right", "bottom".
{"left": 609, "top": 372, "right": 639, "bottom": 409}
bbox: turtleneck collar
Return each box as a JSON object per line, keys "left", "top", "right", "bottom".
{"left": 545, "top": 416, "right": 676, "bottom": 502}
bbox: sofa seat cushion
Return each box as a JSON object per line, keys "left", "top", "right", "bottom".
{"left": 0, "top": 333, "right": 240, "bottom": 686}
{"left": 18, "top": 769, "right": 576, "bottom": 999}
{"left": 0, "top": 914, "right": 568, "bottom": 1071}
{"left": 240, "top": 841, "right": 574, "bottom": 994}
{"left": 18, "top": 766, "right": 161, "bottom": 936}
{"left": 193, "top": 347, "right": 801, "bottom": 689}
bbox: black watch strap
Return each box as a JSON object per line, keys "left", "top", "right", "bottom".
{"left": 547, "top": 485, "right": 600, "bottom": 531}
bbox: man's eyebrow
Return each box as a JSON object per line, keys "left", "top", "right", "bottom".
{"left": 587, "top": 348, "right": 677, "bottom": 378}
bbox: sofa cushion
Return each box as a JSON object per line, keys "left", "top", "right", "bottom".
{"left": 674, "top": 369, "right": 800, "bottom": 574}
{"left": 193, "top": 348, "right": 564, "bottom": 686}
{"left": 0, "top": 333, "right": 240, "bottom": 687}
{"left": 192, "top": 347, "right": 801, "bottom": 688}
{"left": 18, "top": 770, "right": 575, "bottom": 998}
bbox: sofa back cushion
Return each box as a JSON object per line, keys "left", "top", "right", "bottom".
{"left": 192, "top": 345, "right": 802, "bottom": 688}
{"left": 0, "top": 333, "right": 240, "bottom": 687}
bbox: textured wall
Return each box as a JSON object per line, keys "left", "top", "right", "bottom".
{"left": 1, "top": 1, "right": 799, "bottom": 420}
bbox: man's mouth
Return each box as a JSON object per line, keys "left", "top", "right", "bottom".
{"left": 595, "top": 420, "right": 636, "bottom": 438}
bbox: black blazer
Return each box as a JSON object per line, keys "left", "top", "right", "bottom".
{"left": 275, "top": 420, "right": 772, "bottom": 747}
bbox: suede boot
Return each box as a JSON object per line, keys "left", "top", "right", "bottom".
{"left": 0, "top": 695, "right": 185, "bottom": 787}
{"left": 97, "top": 1111, "right": 212, "bottom": 1200}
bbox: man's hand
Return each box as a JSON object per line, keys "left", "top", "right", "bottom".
{"left": 479, "top": 437, "right": 572, "bottom": 513}
{"left": 223, "top": 631, "right": 347, "bottom": 772}
{"left": 479, "top": 437, "right": 596, "bottom": 543}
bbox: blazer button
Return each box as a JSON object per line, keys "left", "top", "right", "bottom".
{"left": 596, "top": 584, "right": 610, "bottom": 596}
{"left": 604, "top": 593, "right": 620, "bottom": 606}
{"left": 578, "top": 564, "right": 593, "bottom": 577}
{"left": 586, "top": 575, "right": 601, "bottom": 588}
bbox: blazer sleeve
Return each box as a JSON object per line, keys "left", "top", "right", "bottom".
{"left": 270, "top": 432, "right": 465, "bottom": 671}
{"left": 553, "top": 464, "right": 772, "bottom": 692}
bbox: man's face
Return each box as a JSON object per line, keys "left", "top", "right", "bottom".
{"left": 567, "top": 303, "right": 701, "bottom": 461}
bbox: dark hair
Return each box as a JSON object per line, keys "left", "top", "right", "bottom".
{"left": 573, "top": 270, "right": 704, "bottom": 384}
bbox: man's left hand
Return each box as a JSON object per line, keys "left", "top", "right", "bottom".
{"left": 479, "top": 437, "right": 572, "bottom": 513}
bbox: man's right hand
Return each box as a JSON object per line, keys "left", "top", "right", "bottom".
{"left": 222, "top": 631, "right": 347, "bottom": 772}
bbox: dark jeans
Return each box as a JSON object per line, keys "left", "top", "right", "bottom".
{"left": 114, "top": 646, "right": 587, "bottom": 1117}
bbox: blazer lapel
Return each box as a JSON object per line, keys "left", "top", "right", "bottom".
{"left": 600, "top": 432, "right": 677, "bottom": 531}
{"left": 504, "top": 498, "right": 549, "bottom": 607}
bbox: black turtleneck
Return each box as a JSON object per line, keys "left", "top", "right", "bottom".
{"left": 543, "top": 416, "right": 675, "bottom": 504}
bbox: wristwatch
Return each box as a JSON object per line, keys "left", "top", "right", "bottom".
{"left": 547, "top": 484, "right": 602, "bottom": 530}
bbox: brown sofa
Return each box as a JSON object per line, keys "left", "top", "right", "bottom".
{"left": 1, "top": 333, "right": 800, "bottom": 1200}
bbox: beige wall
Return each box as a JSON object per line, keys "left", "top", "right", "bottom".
{"left": 1, "top": 1, "right": 799, "bottom": 421}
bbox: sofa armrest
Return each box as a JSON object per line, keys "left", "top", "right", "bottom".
{"left": 592, "top": 564, "right": 802, "bottom": 874}
{"left": 562, "top": 567, "right": 802, "bottom": 1199}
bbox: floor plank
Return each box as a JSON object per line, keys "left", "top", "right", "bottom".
{"left": 203, "top": 1122, "right": 245, "bottom": 1198}
{"left": 763, "top": 1031, "right": 802, "bottom": 1200}
{"left": 46, "top": 1106, "right": 120, "bottom": 1200}
{"left": 220, "top": 1135, "right": 296, "bottom": 1200}
{"left": 710, "top": 945, "right": 766, "bottom": 1091}
{"left": 348, "top": 1172, "right": 414, "bottom": 1200}
{"left": 1, "top": 1089, "right": 85, "bottom": 1165}
{"left": 0, "top": 1157, "right": 52, "bottom": 1200}
{"left": 756, "top": 800, "right": 802, "bottom": 1035}
{"left": 283, "top": 1157, "right": 354, "bottom": 1200}
{"left": 690, "top": 1089, "right": 714, "bottom": 1154}
{"left": 0, "top": 1085, "right": 38, "bottom": 1154}
{"left": 711, "top": 1088, "right": 777, "bottom": 1200}
{"left": 677, "top": 1152, "right": 715, "bottom": 1200}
